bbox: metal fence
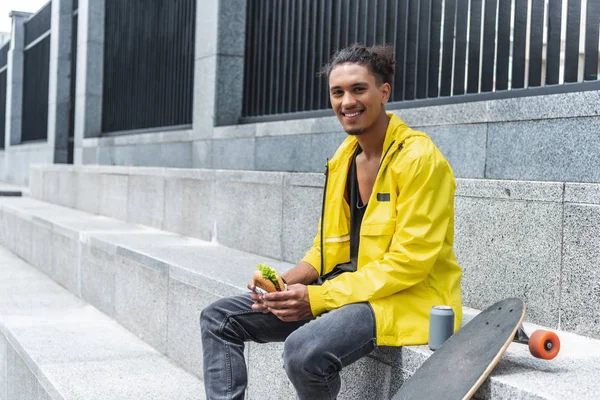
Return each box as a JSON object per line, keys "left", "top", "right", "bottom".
{"left": 102, "top": 0, "right": 196, "bottom": 134}
{"left": 242, "top": 0, "right": 600, "bottom": 121}
{"left": 22, "top": 2, "right": 52, "bottom": 142}
{"left": 0, "top": 43, "right": 8, "bottom": 150}
{"left": 0, "top": 44, "right": 8, "bottom": 69}
{"left": 68, "top": 3, "right": 78, "bottom": 163}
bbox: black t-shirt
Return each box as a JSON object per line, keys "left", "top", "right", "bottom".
{"left": 348, "top": 146, "right": 367, "bottom": 269}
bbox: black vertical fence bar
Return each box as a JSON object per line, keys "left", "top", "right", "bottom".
{"left": 22, "top": 37, "right": 50, "bottom": 142}
{"left": 242, "top": 1, "right": 253, "bottom": 116}
{"left": 453, "top": 0, "right": 469, "bottom": 95}
{"left": 584, "top": 0, "right": 600, "bottom": 81}
{"left": 379, "top": 0, "right": 387, "bottom": 44}
{"left": 405, "top": 0, "right": 419, "bottom": 100}
{"left": 349, "top": 0, "right": 355, "bottom": 44}
{"left": 293, "top": 1, "right": 303, "bottom": 112}
{"left": 288, "top": 0, "right": 296, "bottom": 112}
{"left": 255, "top": 1, "right": 265, "bottom": 116}
{"left": 427, "top": 0, "right": 442, "bottom": 98}
{"left": 280, "top": 1, "right": 290, "bottom": 113}
{"left": 0, "top": 70, "right": 6, "bottom": 150}
{"left": 359, "top": 0, "right": 368, "bottom": 45}
{"left": 528, "top": 0, "right": 545, "bottom": 87}
{"left": 512, "top": 0, "right": 528, "bottom": 89}
{"left": 321, "top": 0, "right": 333, "bottom": 109}
{"left": 301, "top": 0, "right": 311, "bottom": 111}
{"left": 162, "top": 1, "right": 170, "bottom": 126}
{"left": 313, "top": 0, "right": 321, "bottom": 110}
{"left": 481, "top": 0, "right": 497, "bottom": 92}
{"left": 371, "top": 0, "right": 378, "bottom": 43}
{"left": 373, "top": 0, "right": 387, "bottom": 44}
{"left": 467, "top": 0, "right": 483, "bottom": 93}
{"left": 546, "top": 0, "right": 562, "bottom": 85}
{"left": 385, "top": 0, "right": 397, "bottom": 45}
{"left": 564, "top": 0, "right": 581, "bottom": 83}
{"left": 496, "top": 0, "right": 511, "bottom": 90}
{"left": 102, "top": 0, "right": 195, "bottom": 133}
{"left": 393, "top": 0, "right": 408, "bottom": 101}
{"left": 0, "top": 44, "right": 8, "bottom": 69}
{"left": 416, "top": 0, "right": 430, "bottom": 99}
{"left": 266, "top": 0, "right": 276, "bottom": 115}
{"left": 68, "top": 10, "right": 78, "bottom": 164}
{"left": 343, "top": 0, "right": 350, "bottom": 45}
{"left": 440, "top": 0, "right": 456, "bottom": 97}
{"left": 0, "top": 43, "right": 7, "bottom": 149}
{"left": 313, "top": 1, "right": 322, "bottom": 110}
{"left": 334, "top": 0, "right": 341, "bottom": 50}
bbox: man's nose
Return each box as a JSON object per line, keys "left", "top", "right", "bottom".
{"left": 342, "top": 92, "right": 357, "bottom": 108}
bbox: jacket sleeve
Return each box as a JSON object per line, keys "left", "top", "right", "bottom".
{"left": 307, "top": 150, "right": 455, "bottom": 316}
{"left": 301, "top": 220, "right": 322, "bottom": 275}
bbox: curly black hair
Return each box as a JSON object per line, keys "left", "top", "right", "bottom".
{"left": 319, "top": 43, "right": 395, "bottom": 85}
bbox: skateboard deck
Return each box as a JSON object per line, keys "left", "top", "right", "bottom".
{"left": 392, "top": 298, "right": 525, "bottom": 400}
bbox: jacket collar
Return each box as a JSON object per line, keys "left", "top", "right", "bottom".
{"left": 328, "top": 113, "right": 416, "bottom": 172}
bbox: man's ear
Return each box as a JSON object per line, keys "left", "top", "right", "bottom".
{"left": 380, "top": 82, "right": 391, "bottom": 104}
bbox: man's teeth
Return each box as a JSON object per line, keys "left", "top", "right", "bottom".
{"left": 345, "top": 111, "right": 362, "bottom": 117}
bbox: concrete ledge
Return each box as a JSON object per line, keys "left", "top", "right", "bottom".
{"left": 82, "top": 128, "right": 194, "bottom": 147}
{"left": 28, "top": 165, "right": 600, "bottom": 338}
{"left": 0, "top": 246, "right": 205, "bottom": 400}
{"left": 55, "top": 89, "right": 600, "bottom": 182}
{"left": 27, "top": 166, "right": 600, "bottom": 337}
{"left": 215, "top": 90, "right": 600, "bottom": 138}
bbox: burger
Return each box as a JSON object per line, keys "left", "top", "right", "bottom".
{"left": 252, "top": 263, "right": 286, "bottom": 294}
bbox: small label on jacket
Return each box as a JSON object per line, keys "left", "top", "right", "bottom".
{"left": 377, "top": 193, "right": 391, "bottom": 202}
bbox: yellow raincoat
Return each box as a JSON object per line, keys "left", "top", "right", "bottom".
{"left": 304, "top": 113, "right": 462, "bottom": 346}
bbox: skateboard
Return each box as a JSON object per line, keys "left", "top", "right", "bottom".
{"left": 392, "top": 298, "right": 560, "bottom": 400}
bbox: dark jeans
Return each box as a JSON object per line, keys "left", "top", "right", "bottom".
{"left": 199, "top": 293, "right": 377, "bottom": 400}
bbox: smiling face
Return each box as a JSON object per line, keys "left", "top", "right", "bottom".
{"left": 328, "top": 63, "right": 391, "bottom": 136}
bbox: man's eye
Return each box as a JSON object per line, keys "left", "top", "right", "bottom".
{"left": 354, "top": 87, "right": 365, "bottom": 92}
{"left": 331, "top": 91, "right": 343, "bottom": 96}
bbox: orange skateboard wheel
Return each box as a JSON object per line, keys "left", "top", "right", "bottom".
{"left": 528, "top": 330, "right": 560, "bottom": 360}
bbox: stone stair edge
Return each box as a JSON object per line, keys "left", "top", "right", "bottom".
{"left": 30, "top": 164, "right": 600, "bottom": 203}
{"left": 0, "top": 248, "right": 206, "bottom": 400}
{"left": 0, "top": 196, "right": 295, "bottom": 297}
{"left": 0, "top": 194, "right": 589, "bottom": 335}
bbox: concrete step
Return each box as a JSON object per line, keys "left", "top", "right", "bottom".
{"left": 1, "top": 196, "right": 599, "bottom": 399}
{"left": 0, "top": 245, "right": 205, "bottom": 400}
{"left": 27, "top": 165, "right": 600, "bottom": 339}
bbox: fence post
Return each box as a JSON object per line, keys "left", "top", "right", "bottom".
{"left": 48, "top": 0, "right": 73, "bottom": 164}
{"left": 73, "top": 0, "right": 104, "bottom": 164}
{"left": 5, "top": 11, "right": 31, "bottom": 148}
{"left": 192, "top": 0, "right": 247, "bottom": 168}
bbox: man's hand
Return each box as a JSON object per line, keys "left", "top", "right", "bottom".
{"left": 248, "top": 283, "right": 270, "bottom": 313}
{"left": 261, "top": 284, "right": 313, "bottom": 322}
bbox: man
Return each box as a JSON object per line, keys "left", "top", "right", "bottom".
{"left": 200, "top": 43, "right": 462, "bottom": 400}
